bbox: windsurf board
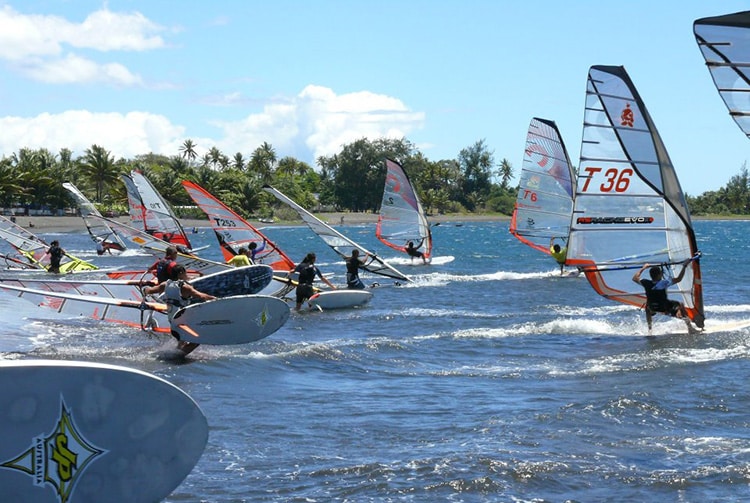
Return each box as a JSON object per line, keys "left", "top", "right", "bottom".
{"left": 308, "top": 290, "right": 373, "bottom": 310}
{"left": 0, "top": 360, "right": 207, "bottom": 502}
{"left": 190, "top": 264, "right": 273, "bottom": 297}
{"left": 171, "top": 294, "right": 290, "bottom": 344}
{"left": 648, "top": 319, "right": 750, "bottom": 337}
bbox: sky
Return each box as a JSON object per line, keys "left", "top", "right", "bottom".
{"left": 0, "top": 1, "right": 748, "bottom": 196}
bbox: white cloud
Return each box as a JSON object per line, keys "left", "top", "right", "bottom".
{"left": 216, "top": 85, "right": 425, "bottom": 161}
{"left": 20, "top": 53, "right": 143, "bottom": 85}
{"left": 0, "top": 5, "right": 166, "bottom": 85}
{"left": 0, "top": 110, "right": 191, "bottom": 159}
{"left": 0, "top": 85, "right": 425, "bottom": 166}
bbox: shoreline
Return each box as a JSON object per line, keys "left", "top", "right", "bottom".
{"left": 14, "top": 212, "right": 747, "bottom": 234}
{"left": 17, "top": 212, "right": 510, "bottom": 234}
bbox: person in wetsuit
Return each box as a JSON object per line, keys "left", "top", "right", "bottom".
{"left": 632, "top": 261, "right": 700, "bottom": 335}
{"left": 293, "top": 252, "right": 335, "bottom": 310}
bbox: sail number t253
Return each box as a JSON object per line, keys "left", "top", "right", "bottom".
{"left": 580, "top": 167, "right": 633, "bottom": 193}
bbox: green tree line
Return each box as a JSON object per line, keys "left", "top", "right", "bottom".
{"left": 0, "top": 138, "right": 517, "bottom": 219}
{"left": 0, "top": 138, "right": 744, "bottom": 218}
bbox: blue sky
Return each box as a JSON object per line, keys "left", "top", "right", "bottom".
{"left": 0, "top": 1, "right": 748, "bottom": 195}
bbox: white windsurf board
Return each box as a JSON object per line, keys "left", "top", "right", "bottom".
{"left": 308, "top": 290, "right": 373, "bottom": 310}
{"left": 0, "top": 360, "right": 207, "bottom": 502}
{"left": 171, "top": 294, "right": 290, "bottom": 344}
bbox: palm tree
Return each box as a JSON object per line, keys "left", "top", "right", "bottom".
{"left": 179, "top": 139, "right": 198, "bottom": 163}
{"left": 249, "top": 142, "right": 277, "bottom": 183}
{"left": 497, "top": 158, "right": 514, "bottom": 190}
{"left": 79, "top": 144, "right": 119, "bottom": 202}
{"left": 232, "top": 152, "right": 246, "bottom": 171}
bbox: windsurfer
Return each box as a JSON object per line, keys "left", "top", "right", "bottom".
{"left": 293, "top": 252, "right": 336, "bottom": 310}
{"left": 406, "top": 240, "right": 427, "bottom": 264}
{"left": 144, "top": 264, "right": 216, "bottom": 355}
{"left": 549, "top": 238, "right": 567, "bottom": 275}
{"left": 345, "top": 249, "right": 372, "bottom": 289}
{"left": 227, "top": 247, "right": 251, "bottom": 267}
{"left": 148, "top": 246, "right": 179, "bottom": 282}
{"left": 46, "top": 240, "right": 65, "bottom": 273}
{"left": 632, "top": 261, "right": 700, "bottom": 335}
{"left": 248, "top": 240, "right": 266, "bottom": 263}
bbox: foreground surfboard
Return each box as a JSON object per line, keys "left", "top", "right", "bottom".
{"left": 171, "top": 294, "right": 290, "bottom": 344}
{"left": 308, "top": 290, "right": 373, "bottom": 310}
{"left": 0, "top": 360, "right": 207, "bottom": 502}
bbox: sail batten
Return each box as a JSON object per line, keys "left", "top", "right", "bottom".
{"left": 566, "top": 65, "right": 704, "bottom": 328}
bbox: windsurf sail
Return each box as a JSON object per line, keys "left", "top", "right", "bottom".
{"left": 263, "top": 185, "right": 411, "bottom": 282}
{"left": 0, "top": 215, "right": 98, "bottom": 273}
{"left": 181, "top": 180, "right": 296, "bottom": 272}
{"left": 509, "top": 118, "right": 576, "bottom": 255}
{"left": 565, "top": 65, "right": 704, "bottom": 328}
{"left": 88, "top": 214, "right": 231, "bottom": 277}
{"left": 376, "top": 158, "right": 432, "bottom": 260}
{"left": 0, "top": 277, "right": 171, "bottom": 334}
{"left": 63, "top": 181, "right": 127, "bottom": 254}
{"left": 694, "top": 12, "right": 750, "bottom": 138}
{"left": 122, "top": 170, "right": 192, "bottom": 250}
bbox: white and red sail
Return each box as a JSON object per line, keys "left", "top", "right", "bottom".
{"left": 181, "top": 180, "right": 295, "bottom": 272}
{"left": 566, "top": 65, "right": 704, "bottom": 328}
{"left": 376, "top": 159, "right": 432, "bottom": 260}
{"left": 509, "top": 118, "right": 576, "bottom": 256}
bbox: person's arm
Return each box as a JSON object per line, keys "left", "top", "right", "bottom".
{"left": 144, "top": 282, "right": 166, "bottom": 296}
{"left": 671, "top": 260, "right": 691, "bottom": 285}
{"left": 316, "top": 268, "right": 336, "bottom": 289}
{"left": 632, "top": 263, "right": 649, "bottom": 285}
{"left": 257, "top": 240, "right": 266, "bottom": 253}
{"left": 183, "top": 284, "right": 216, "bottom": 302}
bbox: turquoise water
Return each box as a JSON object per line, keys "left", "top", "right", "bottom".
{"left": 0, "top": 220, "right": 748, "bottom": 501}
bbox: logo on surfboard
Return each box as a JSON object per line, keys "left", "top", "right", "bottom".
{"left": 0, "top": 397, "right": 107, "bottom": 503}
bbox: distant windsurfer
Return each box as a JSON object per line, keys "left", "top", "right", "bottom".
{"left": 46, "top": 240, "right": 65, "bottom": 273}
{"left": 405, "top": 240, "right": 427, "bottom": 264}
{"left": 144, "top": 264, "right": 216, "bottom": 355}
{"left": 632, "top": 261, "right": 700, "bottom": 335}
{"left": 549, "top": 238, "right": 567, "bottom": 275}
{"left": 293, "top": 252, "right": 336, "bottom": 310}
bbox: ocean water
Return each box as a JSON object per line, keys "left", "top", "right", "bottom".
{"left": 1, "top": 219, "right": 749, "bottom": 502}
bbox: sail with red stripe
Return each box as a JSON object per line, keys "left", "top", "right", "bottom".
{"left": 565, "top": 65, "right": 704, "bottom": 328}
{"left": 376, "top": 159, "right": 432, "bottom": 260}
{"left": 122, "top": 171, "right": 192, "bottom": 250}
{"left": 181, "top": 180, "right": 295, "bottom": 272}
{"left": 509, "top": 118, "right": 576, "bottom": 256}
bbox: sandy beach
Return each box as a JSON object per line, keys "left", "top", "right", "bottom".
{"left": 19, "top": 212, "right": 509, "bottom": 234}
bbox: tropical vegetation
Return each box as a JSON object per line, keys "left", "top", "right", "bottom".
{"left": 0, "top": 138, "right": 745, "bottom": 219}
